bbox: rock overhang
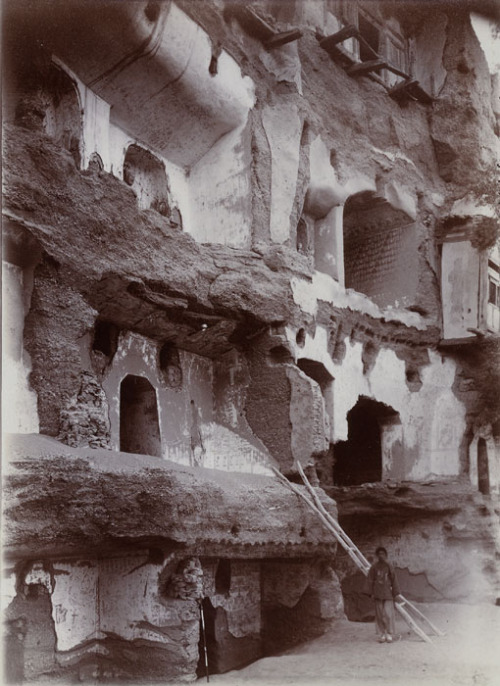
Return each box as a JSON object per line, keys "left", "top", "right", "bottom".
{"left": 3, "top": 433, "right": 338, "bottom": 561}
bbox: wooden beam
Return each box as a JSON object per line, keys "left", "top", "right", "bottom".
{"left": 384, "top": 61, "right": 410, "bottom": 80}
{"left": 319, "top": 24, "right": 359, "bottom": 55}
{"left": 226, "top": 4, "right": 274, "bottom": 41}
{"left": 228, "top": 5, "right": 302, "bottom": 50}
{"left": 265, "top": 28, "right": 303, "bottom": 49}
{"left": 347, "top": 59, "right": 387, "bottom": 76}
{"left": 389, "top": 79, "right": 433, "bottom": 104}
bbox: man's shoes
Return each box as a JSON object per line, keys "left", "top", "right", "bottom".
{"left": 386, "top": 634, "right": 393, "bottom": 643}
{"left": 378, "top": 634, "right": 387, "bottom": 643}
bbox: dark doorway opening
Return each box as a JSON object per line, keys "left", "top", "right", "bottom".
{"left": 297, "top": 358, "right": 333, "bottom": 392}
{"left": 120, "top": 375, "right": 161, "bottom": 457}
{"left": 215, "top": 559, "right": 231, "bottom": 595}
{"left": 334, "top": 397, "right": 397, "bottom": 486}
{"left": 477, "top": 438, "right": 490, "bottom": 495}
{"left": 92, "top": 320, "right": 119, "bottom": 359}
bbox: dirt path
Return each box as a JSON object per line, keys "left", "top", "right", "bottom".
{"left": 210, "top": 603, "right": 500, "bottom": 686}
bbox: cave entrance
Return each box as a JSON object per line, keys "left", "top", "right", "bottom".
{"left": 119, "top": 375, "right": 161, "bottom": 457}
{"left": 477, "top": 438, "right": 490, "bottom": 495}
{"left": 334, "top": 397, "right": 399, "bottom": 486}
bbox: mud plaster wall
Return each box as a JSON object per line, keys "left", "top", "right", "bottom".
{"left": 288, "top": 366, "right": 330, "bottom": 463}
{"left": 103, "top": 331, "right": 273, "bottom": 474}
{"left": 4, "top": 554, "right": 344, "bottom": 682}
{"left": 107, "top": 122, "right": 190, "bottom": 230}
{"left": 4, "top": 553, "right": 200, "bottom": 683}
{"left": 51, "top": 57, "right": 110, "bottom": 172}
{"left": 413, "top": 11, "right": 448, "bottom": 98}
{"left": 286, "top": 324, "right": 466, "bottom": 480}
{"left": 262, "top": 101, "right": 302, "bottom": 244}
{"left": 23, "top": 258, "right": 98, "bottom": 438}
{"left": 261, "top": 559, "right": 345, "bottom": 654}
{"left": 429, "top": 9, "right": 497, "bottom": 188}
{"left": 189, "top": 121, "right": 254, "bottom": 248}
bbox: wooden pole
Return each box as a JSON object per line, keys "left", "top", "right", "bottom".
{"left": 199, "top": 600, "right": 210, "bottom": 682}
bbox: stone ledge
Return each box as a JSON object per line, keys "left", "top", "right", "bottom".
{"left": 3, "top": 434, "right": 338, "bottom": 560}
{"left": 329, "top": 479, "right": 494, "bottom": 519}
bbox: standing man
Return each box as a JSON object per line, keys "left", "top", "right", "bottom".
{"left": 367, "top": 546, "right": 402, "bottom": 643}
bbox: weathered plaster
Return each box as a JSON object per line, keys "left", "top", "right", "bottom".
{"left": 413, "top": 11, "right": 448, "bottom": 97}
{"left": 108, "top": 123, "right": 191, "bottom": 230}
{"left": 14, "top": 554, "right": 198, "bottom": 659}
{"left": 290, "top": 272, "right": 428, "bottom": 329}
{"left": 51, "top": 56, "right": 110, "bottom": 171}
{"left": 262, "top": 102, "right": 302, "bottom": 244}
{"left": 103, "top": 331, "right": 273, "bottom": 474}
{"left": 189, "top": 120, "right": 253, "bottom": 248}
{"left": 212, "top": 561, "right": 261, "bottom": 638}
{"left": 288, "top": 366, "right": 329, "bottom": 464}
{"left": 2, "top": 262, "right": 39, "bottom": 433}
{"left": 286, "top": 323, "right": 466, "bottom": 480}
{"left": 259, "top": 42, "right": 302, "bottom": 93}
{"left": 441, "top": 241, "right": 481, "bottom": 339}
{"left": 382, "top": 181, "right": 417, "bottom": 221}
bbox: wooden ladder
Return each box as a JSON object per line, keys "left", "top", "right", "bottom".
{"left": 273, "top": 463, "right": 445, "bottom": 643}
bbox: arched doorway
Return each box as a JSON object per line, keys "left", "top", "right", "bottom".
{"left": 119, "top": 375, "right": 161, "bottom": 457}
{"left": 477, "top": 438, "right": 490, "bottom": 495}
{"left": 334, "top": 397, "right": 399, "bottom": 486}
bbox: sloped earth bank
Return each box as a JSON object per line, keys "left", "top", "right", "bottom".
{"left": 212, "top": 604, "right": 499, "bottom": 686}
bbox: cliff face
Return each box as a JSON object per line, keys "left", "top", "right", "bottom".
{"left": 2, "top": 0, "right": 499, "bottom": 683}
{"left": 3, "top": 434, "right": 343, "bottom": 683}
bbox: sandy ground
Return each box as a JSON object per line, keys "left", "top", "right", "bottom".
{"left": 209, "top": 604, "right": 500, "bottom": 686}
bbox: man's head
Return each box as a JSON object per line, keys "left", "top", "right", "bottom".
{"left": 375, "top": 546, "right": 388, "bottom": 562}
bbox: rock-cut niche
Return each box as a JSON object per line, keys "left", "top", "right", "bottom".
{"left": 119, "top": 375, "right": 161, "bottom": 457}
